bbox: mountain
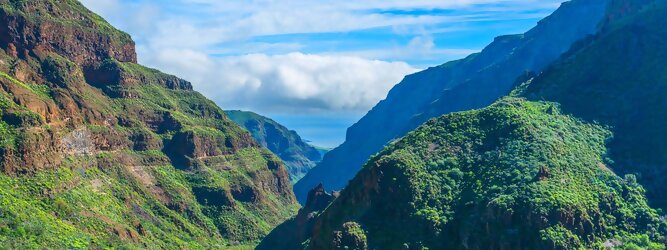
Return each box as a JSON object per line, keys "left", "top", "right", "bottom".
{"left": 0, "top": 0, "right": 297, "bottom": 248}
{"left": 522, "top": 0, "right": 667, "bottom": 211}
{"left": 303, "top": 99, "right": 666, "bottom": 249}
{"left": 225, "top": 110, "right": 325, "bottom": 183}
{"left": 262, "top": 0, "right": 667, "bottom": 248}
{"left": 294, "top": 0, "right": 612, "bottom": 202}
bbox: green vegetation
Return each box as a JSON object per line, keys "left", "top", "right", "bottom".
{"left": 0, "top": 157, "right": 227, "bottom": 249}
{"left": 0, "top": 0, "right": 133, "bottom": 45}
{"left": 332, "top": 222, "right": 368, "bottom": 249}
{"left": 0, "top": 0, "right": 298, "bottom": 248}
{"left": 0, "top": 72, "right": 51, "bottom": 100}
{"left": 268, "top": 1, "right": 667, "bottom": 249}
{"left": 522, "top": 0, "right": 667, "bottom": 210}
{"left": 306, "top": 98, "right": 666, "bottom": 249}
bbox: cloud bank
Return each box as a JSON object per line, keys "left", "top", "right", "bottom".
{"left": 152, "top": 52, "right": 417, "bottom": 113}
{"left": 81, "top": 0, "right": 561, "bottom": 114}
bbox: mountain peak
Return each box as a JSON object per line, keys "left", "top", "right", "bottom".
{"left": 0, "top": 0, "right": 136, "bottom": 67}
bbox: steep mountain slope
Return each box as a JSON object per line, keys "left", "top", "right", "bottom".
{"left": 295, "top": 0, "right": 611, "bottom": 202}
{"left": 0, "top": 0, "right": 297, "bottom": 248}
{"left": 522, "top": 0, "right": 667, "bottom": 210}
{"left": 263, "top": 0, "right": 667, "bottom": 249}
{"left": 305, "top": 99, "right": 666, "bottom": 249}
{"left": 225, "top": 110, "right": 325, "bottom": 183}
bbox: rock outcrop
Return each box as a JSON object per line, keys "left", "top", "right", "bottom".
{"left": 0, "top": 0, "right": 136, "bottom": 66}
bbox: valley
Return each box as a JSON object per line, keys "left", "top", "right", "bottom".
{"left": 0, "top": 0, "right": 666, "bottom": 249}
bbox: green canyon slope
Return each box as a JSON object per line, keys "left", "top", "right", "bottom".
{"left": 0, "top": 0, "right": 297, "bottom": 248}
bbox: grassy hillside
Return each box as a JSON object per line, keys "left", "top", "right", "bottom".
{"left": 225, "top": 110, "right": 325, "bottom": 183}
{"left": 0, "top": 0, "right": 298, "bottom": 248}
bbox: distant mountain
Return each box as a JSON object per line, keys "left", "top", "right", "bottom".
{"left": 0, "top": 0, "right": 297, "bottom": 248}
{"left": 225, "top": 110, "right": 326, "bottom": 183}
{"left": 263, "top": 0, "right": 667, "bottom": 248}
{"left": 294, "top": 0, "right": 612, "bottom": 202}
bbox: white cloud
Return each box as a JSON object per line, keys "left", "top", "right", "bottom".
{"left": 82, "top": 0, "right": 563, "bottom": 51}
{"left": 80, "top": 0, "right": 562, "bottom": 114}
{"left": 320, "top": 46, "right": 480, "bottom": 67}
{"left": 182, "top": 0, "right": 560, "bottom": 13}
{"left": 144, "top": 51, "right": 418, "bottom": 113}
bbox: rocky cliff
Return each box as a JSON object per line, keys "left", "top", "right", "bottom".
{"left": 295, "top": 0, "right": 611, "bottom": 203}
{"left": 0, "top": 0, "right": 297, "bottom": 248}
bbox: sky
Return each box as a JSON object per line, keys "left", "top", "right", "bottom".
{"left": 80, "top": 0, "right": 564, "bottom": 148}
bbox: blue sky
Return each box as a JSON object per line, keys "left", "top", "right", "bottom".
{"left": 81, "top": 0, "right": 564, "bottom": 148}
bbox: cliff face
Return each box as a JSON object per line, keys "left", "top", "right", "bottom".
{"left": 294, "top": 0, "right": 611, "bottom": 203}
{"left": 0, "top": 0, "right": 136, "bottom": 66}
{"left": 225, "top": 110, "right": 325, "bottom": 183}
{"left": 0, "top": 0, "right": 297, "bottom": 248}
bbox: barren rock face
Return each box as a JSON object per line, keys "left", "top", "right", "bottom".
{"left": 60, "top": 128, "right": 94, "bottom": 156}
{"left": 84, "top": 59, "right": 193, "bottom": 90}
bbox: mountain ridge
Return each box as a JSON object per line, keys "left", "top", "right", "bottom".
{"left": 295, "top": 0, "right": 612, "bottom": 203}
